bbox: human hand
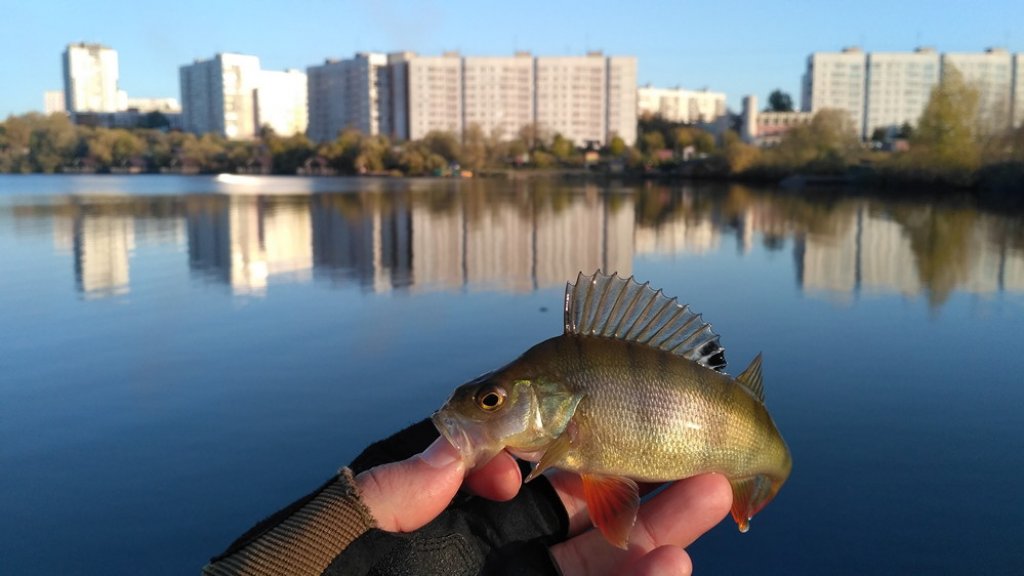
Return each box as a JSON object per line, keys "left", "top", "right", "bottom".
{"left": 354, "top": 430, "right": 731, "bottom": 576}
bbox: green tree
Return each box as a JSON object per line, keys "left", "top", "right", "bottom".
{"left": 27, "top": 113, "right": 77, "bottom": 172}
{"left": 767, "top": 109, "right": 860, "bottom": 173}
{"left": 422, "top": 131, "right": 460, "bottom": 164}
{"left": 911, "top": 64, "right": 981, "bottom": 174}
{"left": 550, "top": 134, "right": 574, "bottom": 160}
{"left": 767, "top": 90, "right": 794, "bottom": 112}
{"left": 461, "top": 124, "right": 488, "bottom": 170}
{"left": 607, "top": 135, "right": 627, "bottom": 156}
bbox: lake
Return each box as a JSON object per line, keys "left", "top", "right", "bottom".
{"left": 1, "top": 174, "right": 1022, "bottom": 575}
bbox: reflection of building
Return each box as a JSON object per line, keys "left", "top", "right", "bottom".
{"left": 794, "top": 205, "right": 1024, "bottom": 301}
{"left": 859, "top": 212, "right": 920, "bottom": 295}
{"left": 1004, "top": 249, "right": 1024, "bottom": 292}
{"left": 73, "top": 214, "right": 134, "bottom": 299}
{"left": 635, "top": 218, "right": 719, "bottom": 256}
{"left": 796, "top": 212, "right": 859, "bottom": 295}
{"left": 310, "top": 195, "right": 412, "bottom": 292}
{"left": 533, "top": 194, "right": 633, "bottom": 288}
{"left": 406, "top": 189, "right": 633, "bottom": 293}
{"left": 186, "top": 196, "right": 313, "bottom": 294}
{"left": 63, "top": 42, "right": 121, "bottom": 114}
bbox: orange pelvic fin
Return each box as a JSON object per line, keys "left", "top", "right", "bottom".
{"left": 728, "top": 474, "right": 776, "bottom": 533}
{"left": 580, "top": 473, "right": 640, "bottom": 549}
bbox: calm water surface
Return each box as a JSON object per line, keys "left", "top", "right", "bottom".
{"left": 1, "top": 175, "right": 1022, "bottom": 575}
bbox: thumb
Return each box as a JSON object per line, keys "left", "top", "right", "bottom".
{"left": 355, "top": 436, "right": 466, "bottom": 532}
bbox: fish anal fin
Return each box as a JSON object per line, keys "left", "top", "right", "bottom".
{"left": 581, "top": 473, "right": 640, "bottom": 549}
{"left": 735, "top": 353, "right": 765, "bottom": 402}
{"left": 524, "top": 428, "right": 573, "bottom": 483}
{"left": 728, "top": 474, "right": 776, "bottom": 533}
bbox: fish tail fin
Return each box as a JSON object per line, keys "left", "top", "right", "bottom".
{"left": 581, "top": 473, "right": 640, "bottom": 549}
{"left": 728, "top": 474, "right": 783, "bottom": 533}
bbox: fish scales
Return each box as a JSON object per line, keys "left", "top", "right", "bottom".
{"left": 524, "top": 335, "right": 783, "bottom": 482}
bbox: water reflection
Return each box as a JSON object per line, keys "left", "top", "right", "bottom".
{"left": 5, "top": 179, "right": 1023, "bottom": 305}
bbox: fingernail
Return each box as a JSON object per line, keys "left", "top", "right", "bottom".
{"left": 420, "top": 437, "right": 462, "bottom": 469}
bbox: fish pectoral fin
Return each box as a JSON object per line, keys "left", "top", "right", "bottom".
{"left": 728, "top": 474, "right": 775, "bottom": 533}
{"left": 524, "top": 430, "right": 572, "bottom": 482}
{"left": 581, "top": 473, "right": 640, "bottom": 549}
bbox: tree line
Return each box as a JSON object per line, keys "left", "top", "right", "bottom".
{"left": 0, "top": 114, "right": 680, "bottom": 176}
{"left": 3, "top": 65, "right": 1023, "bottom": 193}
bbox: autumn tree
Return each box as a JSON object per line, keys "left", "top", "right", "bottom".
{"left": 911, "top": 64, "right": 981, "bottom": 174}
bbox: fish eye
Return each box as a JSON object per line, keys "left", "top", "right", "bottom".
{"left": 476, "top": 385, "right": 506, "bottom": 412}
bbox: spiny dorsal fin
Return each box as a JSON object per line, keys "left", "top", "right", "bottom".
{"left": 564, "top": 270, "right": 727, "bottom": 372}
{"left": 736, "top": 353, "right": 765, "bottom": 402}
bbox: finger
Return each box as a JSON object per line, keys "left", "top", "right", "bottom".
{"left": 628, "top": 545, "right": 692, "bottom": 576}
{"left": 464, "top": 450, "right": 522, "bottom": 501}
{"left": 549, "top": 473, "right": 732, "bottom": 576}
{"left": 355, "top": 436, "right": 466, "bottom": 532}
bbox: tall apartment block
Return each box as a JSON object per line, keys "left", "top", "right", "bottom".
{"left": 63, "top": 42, "right": 121, "bottom": 114}
{"left": 805, "top": 46, "right": 1024, "bottom": 139}
{"left": 406, "top": 53, "right": 463, "bottom": 140}
{"left": 306, "top": 53, "right": 392, "bottom": 142}
{"left": 942, "top": 48, "right": 1014, "bottom": 133}
{"left": 462, "top": 53, "right": 534, "bottom": 140}
{"left": 255, "top": 69, "right": 308, "bottom": 137}
{"left": 308, "top": 51, "right": 637, "bottom": 146}
{"left": 535, "top": 53, "right": 637, "bottom": 146}
{"left": 637, "top": 85, "right": 727, "bottom": 124}
{"left": 605, "top": 56, "right": 638, "bottom": 146}
{"left": 864, "top": 49, "right": 940, "bottom": 138}
{"left": 801, "top": 47, "right": 867, "bottom": 137}
{"left": 180, "top": 53, "right": 262, "bottom": 139}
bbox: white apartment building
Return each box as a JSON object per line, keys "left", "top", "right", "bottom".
{"left": 307, "top": 53, "right": 391, "bottom": 142}
{"left": 637, "top": 85, "right": 727, "bottom": 124}
{"left": 462, "top": 53, "right": 534, "bottom": 140}
{"left": 864, "top": 49, "right": 940, "bottom": 138}
{"left": 801, "top": 47, "right": 867, "bottom": 138}
{"left": 256, "top": 69, "right": 308, "bottom": 137}
{"left": 606, "top": 56, "right": 638, "bottom": 146}
{"left": 63, "top": 43, "right": 121, "bottom": 114}
{"left": 180, "top": 53, "right": 262, "bottom": 139}
{"left": 942, "top": 48, "right": 1014, "bottom": 134}
{"left": 535, "top": 54, "right": 608, "bottom": 146}
{"left": 44, "top": 90, "right": 66, "bottom": 115}
{"left": 306, "top": 51, "right": 637, "bottom": 147}
{"left": 407, "top": 53, "right": 463, "bottom": 141}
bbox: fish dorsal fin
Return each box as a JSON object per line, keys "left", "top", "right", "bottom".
{"left": 736, "top": 353, "right": 765, "bottom": 402}
{"left": 564, "top": 271, "right": 727, "bottom": 372}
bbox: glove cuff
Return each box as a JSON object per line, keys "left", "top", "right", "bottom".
{"left": 203, "top": 468, "right": 375, "bottom": 576}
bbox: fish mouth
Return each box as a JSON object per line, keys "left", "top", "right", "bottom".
{"left": 431, "top": 410, "right": 478, "bottom": 467}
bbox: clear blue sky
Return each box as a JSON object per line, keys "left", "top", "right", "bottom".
{"left": 4, "top": 0, "right": 1023, "bottom": 118}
